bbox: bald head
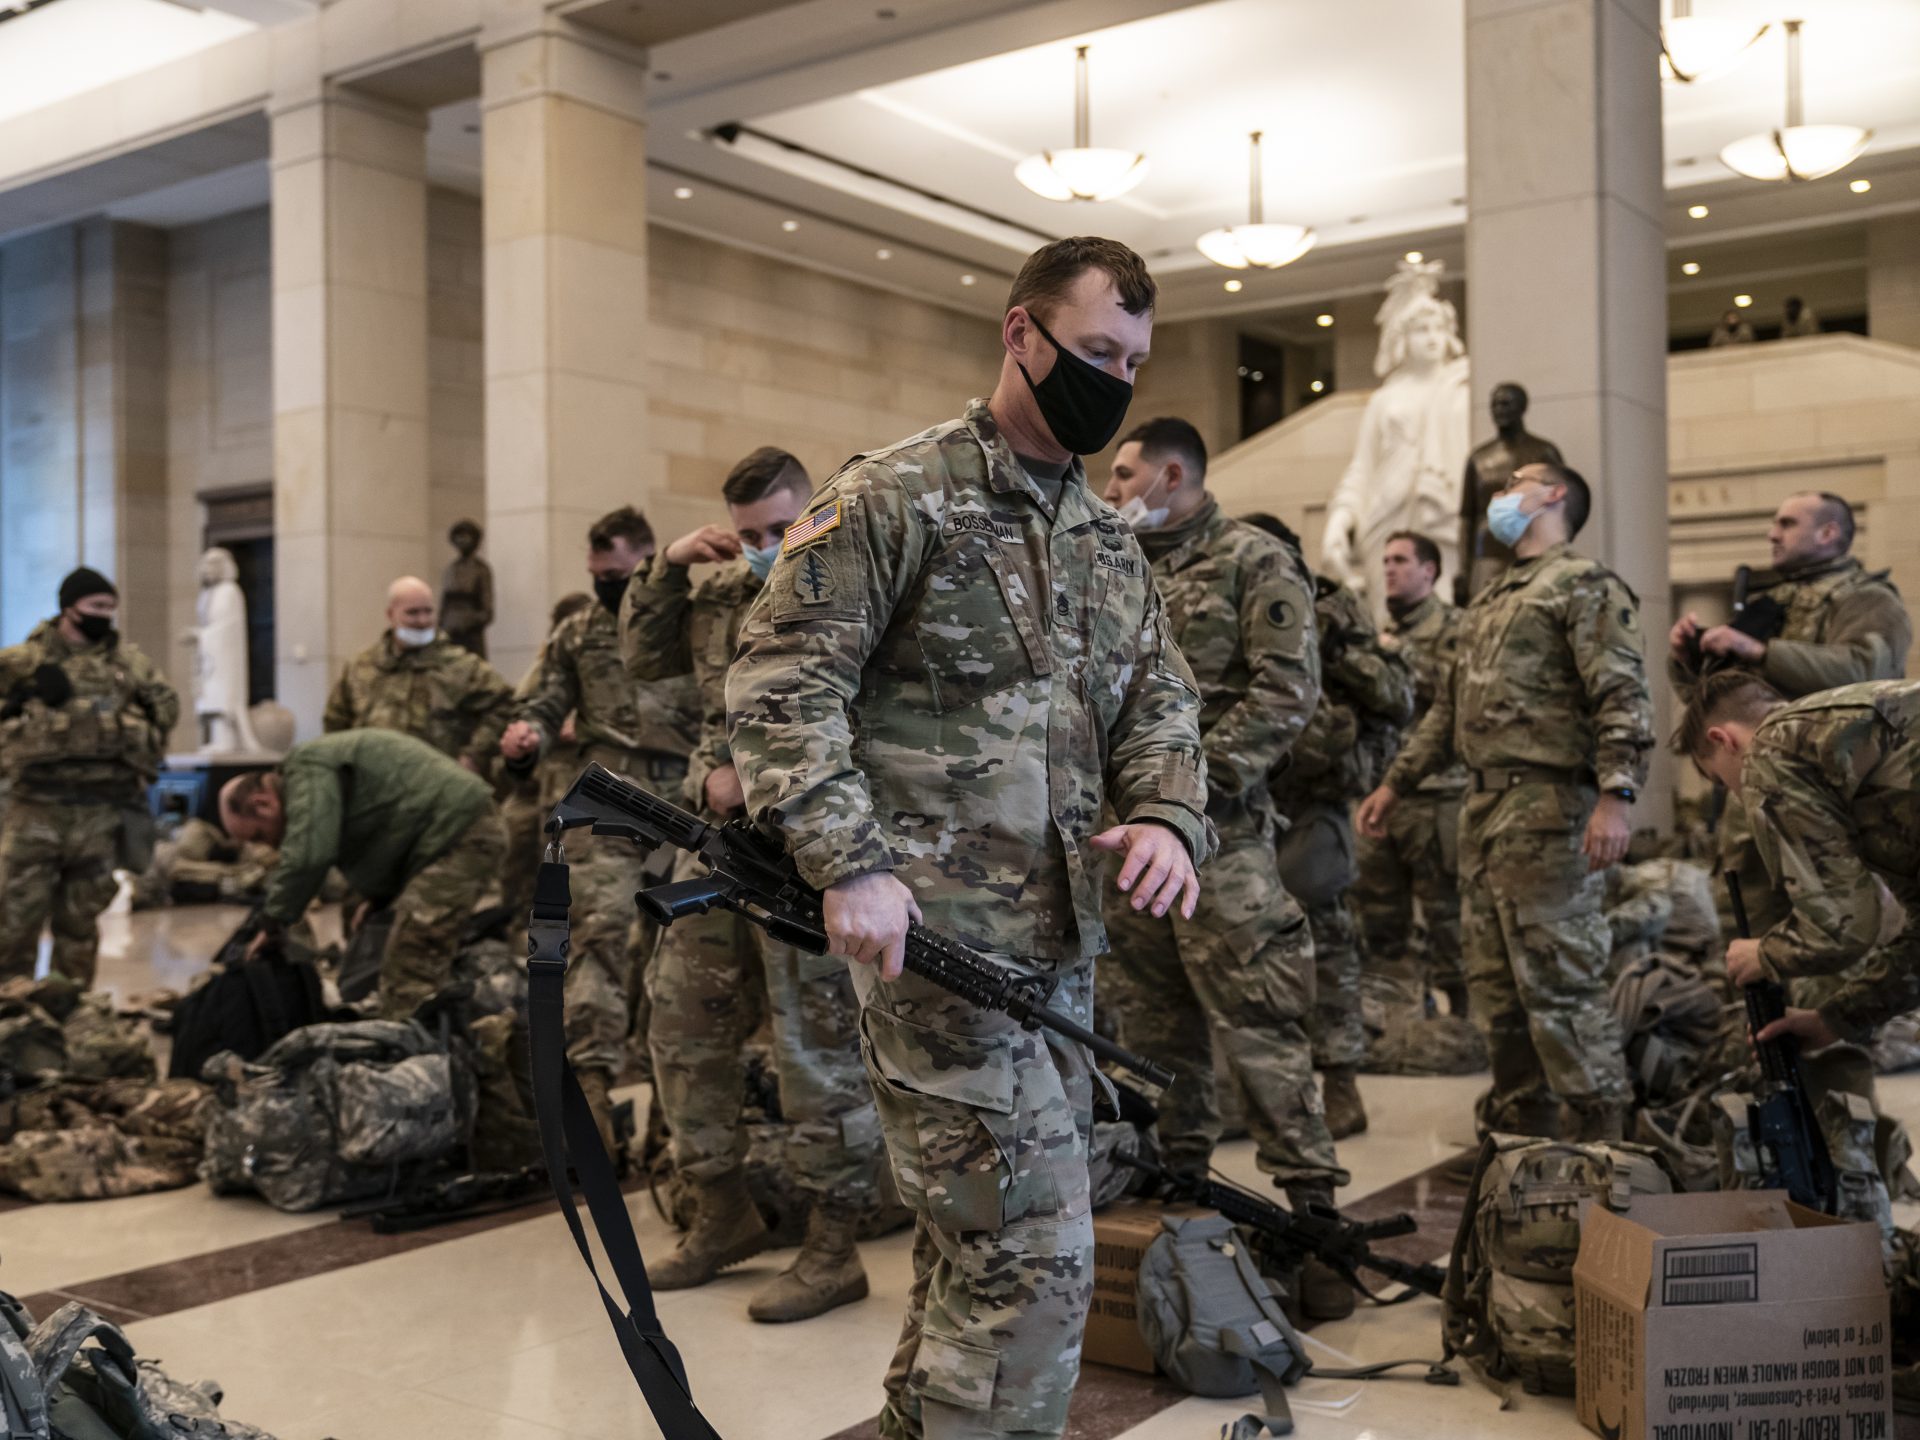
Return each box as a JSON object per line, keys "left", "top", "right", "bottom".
{"left": 386, "top": 576, "right": 437, "bottom": 640}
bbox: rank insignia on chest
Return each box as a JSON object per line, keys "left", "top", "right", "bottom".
{"left": 782, "top": 501, "right": 842, "bottom": 554}
{"left": 794, "top": 549, "right": 835, "bottom": 605}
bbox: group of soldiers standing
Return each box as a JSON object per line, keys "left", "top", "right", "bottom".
{"left": 5, "top": 229, "right": 1920, "bottom": 1440}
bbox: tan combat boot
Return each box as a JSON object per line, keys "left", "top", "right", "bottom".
{"left": 1321, "top": 1067, "right": 1368, "bottom": 1140}
{"left": 650, "top": 1171, "right": 773, "bottom": 1291}
{"left": 575, "top": 1069, "right": 620, "bottom": 1159}
{"left": 1286, "top": 1185, "right": 1356, "bottom": 1322}
{"left": 747, "top": 1204, "right": 870, "bottom": 1323}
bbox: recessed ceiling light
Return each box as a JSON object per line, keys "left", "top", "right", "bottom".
{"left": 1688, "top": 204, "right": 1710, "bottom": 219}
{"left": 781, "top": 220, "right": 800, "bottom": 232}
{"left": 1315, "top": 313, "right": 1334, "bottom": 328}
{"left": 1850, "top": 178, "right": 1872, "bottom": 193}
{"left": 1734, "top": 293, "right": 1753, "bottom": 307}
{"left": 1310, "top": 379, "right": 1325, "bottom": 394}
{"left": 1681, "top": 261, "right": 1701, "bottom": 275}
{"left": 1224, "top": 279, "right": 1243, "bottom": 293}
{"left": 672, "top": 186, "right": 693, "bottom": 200}
{"left": 1236, "top": 366, "right": 1249, "bottom": 377}
{"left": 959, "top": 274, "right": 977, "bottom": 286}
{"left": 1249, "top": 370, "right": 1264, "bottom": 382}
{"left": 1404, "top": 250, "right": 1424, "bottom": 263}
{"left": 875, "top": 248, "right": 893, "bottom": 260}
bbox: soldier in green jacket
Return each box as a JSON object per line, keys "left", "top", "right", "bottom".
{"left": 322, "top": 575, "right": 515, "bottom": 771}
{"left": 218, "top": 729, "right": 504, "bottom": 1019}
{"left": 727, "top": 239, "right": 1211, "bottom": 1440}
{"left": 1354, "top": 531, "right": 1469, "bottom": 1019}
{"left": 500, "top": 507, "right": 699, "bottom": 1151}
{"left": 0, "top": 568, "right": 179, "bottom": 984}
{"left": 1360, "top": 463, "right": 1654, "bottom": 1143}
{"left": 1100, "top": 420, "right": 1354, "bottom": 1321}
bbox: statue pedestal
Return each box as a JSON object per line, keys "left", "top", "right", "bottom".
{"left": 155, "top": 752, "right": 283, "bottom": 825}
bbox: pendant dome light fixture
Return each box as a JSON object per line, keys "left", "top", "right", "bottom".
{"left": 1196, "top": 131, "right": 1315, "bottom": 271}
{"left": 1013, "top": 45, "right": 1148, "bottom": 203}
{"left": 1660, "top": 0, "right": 1767, "bottom": 84}
{"left": 1720, "top": 19, "right": 1871, "bottom": 182}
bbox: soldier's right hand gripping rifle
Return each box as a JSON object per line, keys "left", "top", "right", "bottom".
{"left": 518, "top": 763, "right": 1177, "bottom": 1440}
{"left": 1685, "top": 565, "right": 1788, "bottom": 677}
{"left": 1726, "top": 872, "right": 1839, "bottom": 1213}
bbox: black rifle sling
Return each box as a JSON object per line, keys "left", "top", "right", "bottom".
{"left": 526, "top": 859, "right": 723, "bottom": 1440}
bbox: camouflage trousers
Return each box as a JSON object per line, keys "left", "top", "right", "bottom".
{"left": 1353, "top": 790, "right": 1464, "bottom": 1015}
{"left": 1276, "top": 802, "right": 1366, "bottom": 1072}
{"left": 854, "top": 953, "right": 1094, "bottom": 1440}
{"left": 1103, "top": 810, "right": 1345, "bottom": 1190}
{"left": 0, "top": 798, "right": 124, "bottom": 986}
{"left": 1459, "top": 785, "right": 1630, "bottom": 1126}
{"left": 380, "top": 807, "right": 507, "bottom": 1021}
{"left": 564, "top": 829, "right": 671, "bottom": 1079}
{"left": 647, "top": 844, "right": 881, "bottom": 1209}
{"left": 496, "top": 778, "right": 544, "bottom": 926}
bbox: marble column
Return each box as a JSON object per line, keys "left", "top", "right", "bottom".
{"left": 480, "top": 11, "right": 651, "bottom": 684}
{"left": 1867, "top": 214, "right": 1920, "bottom": 350}
{"left": 269, "top": 85, "right": 430, "bottom": 734}
{"left": 1465, "top": 0, "right": 1673, "bottom": 823}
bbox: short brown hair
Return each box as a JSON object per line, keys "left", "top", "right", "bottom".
{"left": 1386, "top": 530, "right": 1441, "bottom": 572}
{"left": 722, "top": 447, "right": 810, "bottom": 506}
{"left": 1007, "top": 237, "right": 1156, "bottom": 325}
{"left": 588, "top": 506, "right": 654, "bottom": 553}
{"left": 1672, "top": 669, "right": 1785, "bottom": 759}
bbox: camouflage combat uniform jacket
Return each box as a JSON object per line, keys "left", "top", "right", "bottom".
{"left": 512, "top": 603, "right": 699, "bottom": 784}
{"left": 1670, "top": 555, "right": 1910, "bottom": 699}
{"left": 1741, "top": 679, "right": 1920, "bottom": 1042}
{"left": 726, "top": 398, "right": 1213, "bottom": 961}
{"left": 1134, "top": 500, "right": 1319, "bottom": 812}
{"left": 620, "top": 557, "right": 761, "bottom": 810}
{"left": 1386, "top": 544, "right": 1654, "bottom": 808}
{"left": 0, "top": 621, "right": 178, "bottom": 804}
{"left": 1381, "top": 592, "right": 1467, "bottom": 795}
{"left": 322, "top": 631, "right": 514, "bottom": 770}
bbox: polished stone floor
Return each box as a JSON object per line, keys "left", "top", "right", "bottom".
{"left": 9, "top": 895, "right": 1919, "bottom": 1440}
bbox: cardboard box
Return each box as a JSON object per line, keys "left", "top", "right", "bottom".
{"left": 1085, "top": 1201, "right": 1208, "bottom": 1373}
{"left": 1574, "top": 1190, "right": 1892, "bottom": 1440}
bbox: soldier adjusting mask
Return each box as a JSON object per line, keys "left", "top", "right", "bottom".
{"left": 1017, "top": 313, "right": 1134, "bottom": 456}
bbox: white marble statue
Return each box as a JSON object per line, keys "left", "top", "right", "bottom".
{"left": 189, "top": 547, "right": 263, "bottom": 755}
{"left": 1320, "top": 259, "right": 1471, "bottom": 622}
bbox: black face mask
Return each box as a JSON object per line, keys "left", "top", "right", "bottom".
{"left": 74, "top": 612, "right": 113, "bottom": 643}
{"left": 593, "top": 574, "right": 631, "bottom": 614}
{"left": 1016, "top": 314, "right": 1134, "bottom": 456}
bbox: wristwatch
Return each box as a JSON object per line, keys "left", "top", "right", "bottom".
{"left": 1608, "top": 786, "right": 1636, "bottom": 802}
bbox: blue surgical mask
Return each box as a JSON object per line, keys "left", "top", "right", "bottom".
{"left": 394, "top": 625, "right": 436, "bottom": 648}
{"left": 743, "top": 541, "right": 780, "bottom": 581}
{"left": 1486, "top": 492, "right": 1537, "bottom": 548}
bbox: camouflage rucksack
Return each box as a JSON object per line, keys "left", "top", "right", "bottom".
{"left": 200, "top": 1020, "right": 470, "bottom": 1212}
{"left": 1363, "top": 1013, "right": 1487, "bottom": 1076}
{"left": 0, "top": 1077, "right": 211, "bottom": 1203}
{"left": 1443, "top": 1134, "right": 1674, "bottom": 1396}
{"left": 1608, "top": 954, "right": 1735, "bottom": 1108}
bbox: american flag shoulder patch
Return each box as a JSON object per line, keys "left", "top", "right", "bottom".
{"left": 782, "top": 501, "right": 842, "bottom": 554}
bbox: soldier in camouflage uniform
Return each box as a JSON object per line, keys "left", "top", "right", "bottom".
{"left": 1361, "top": 463, "right": 1653, "bottom": 1142}
{"left": 1099, "top": 421, "right": 1353, "bottom": 1319}
{"left": 323, "top": 575, "right": 515, "bottom": 770}
{"left": 497, "top": 592, "right": 593, "bottom": 925}
{"left": 1680, "top": 672, "right": 1920, "bottom": 1248}
{"left": 501, "top": 507, "right": 699, "bottom": 1151}
{"left": 1354, "top": 531, "right": 1469, "bottom": 1019}
{"left": 0, "top": 568, "right": 179, "bottom": 985}
{"left": 1253, "top": 522, "right": 1414, "bottom": 1141}
{"left": 727, "top": 240, "right": 1212, "bottom": 1440}
{"left": 219, "top": 729, "right": 505, "bottom": 1019}
{"left": 619, "top": 448, "right": 887, "bottom": 1324}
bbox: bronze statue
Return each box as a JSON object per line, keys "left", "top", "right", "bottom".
{"left": 1458, "top": 382, "right": 1564, "bottom": 601}
{"left": 441, "top": 519, "right": 494, "bottom": 658}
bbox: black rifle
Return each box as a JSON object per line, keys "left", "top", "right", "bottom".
{"left": 1727, "top": 873, "right": 1839, "bottom": 1212}
{"left": 1686, "top": 565, "right": 1788, "bottom": 676}
{"left": 343, "top": 1165, "right": 548, "bottom": 1234}
{"left": 549, "top": 762, "right": 1175, "bottom": 1090}
{"left": 1122, "top": 1155, "right": 1449, "bottom": 1305}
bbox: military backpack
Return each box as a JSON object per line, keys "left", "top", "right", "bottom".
{"left": 1442, "top": 1134, "right": 1674, "bottom": 1396}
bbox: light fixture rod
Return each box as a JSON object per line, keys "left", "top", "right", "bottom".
{"left": 1247, "top": 131, "right": 1265, "bottom": 226}
{"left": 1783, "top": 19, "right": 1803, "bottom": 128}
{"left": 1073, "top": 45, "right": 1090, "bottom": 150}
